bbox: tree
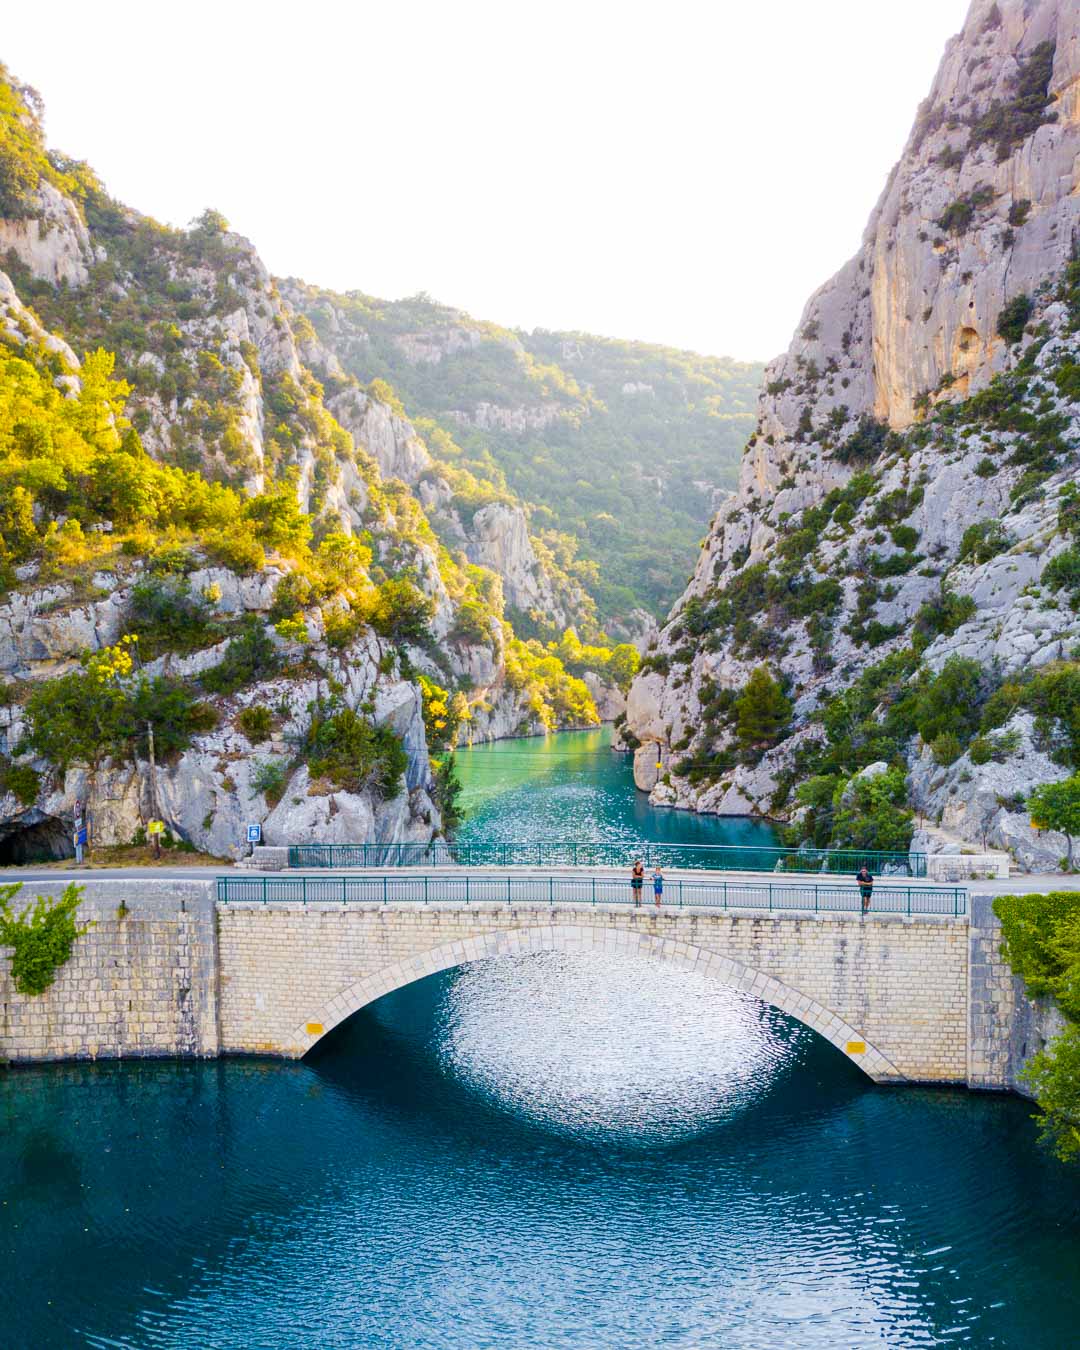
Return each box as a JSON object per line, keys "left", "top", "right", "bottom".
{"left": 370, "top": 577, "right": 435, "bottom": 647}
{"left": 734, "top": 666, "right": 791, "bottom": 748}
{"left": 1029, "top": 775, "right": 1080, "bottom": 870}
{"left": 830, "top": 767, "right": 914, "bottom": 853}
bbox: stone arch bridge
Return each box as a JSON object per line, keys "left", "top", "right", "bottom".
{"left": 0, "top": 878, "right": 1042, "bottom": 1090}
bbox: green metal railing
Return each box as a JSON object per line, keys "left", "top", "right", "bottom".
{"left": 219, "top": 873, "right": 964, "bottom": 916}
{"left": 286, "top": 841, "right": 927, "bottom": 876}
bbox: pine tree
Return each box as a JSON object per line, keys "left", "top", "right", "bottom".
{"left": 735, "top": 666, "right": 792, "bottom": 748}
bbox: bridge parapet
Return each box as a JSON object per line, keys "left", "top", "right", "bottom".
{"left": 218, "top": 870, "right": 966, "bottom": 916}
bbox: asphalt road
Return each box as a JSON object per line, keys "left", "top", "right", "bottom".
{"left": 2, "top": 864, "right": 1080, "bottom": 894}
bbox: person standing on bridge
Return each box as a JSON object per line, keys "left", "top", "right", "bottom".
{"left": 855, "top": 863, "right": 874, "bottom": 915}
{"left": 631, "top": 859, "right": 645, "bottom": 906}
{"left": 652, "top": 865, "right": 664, "bottom": 908}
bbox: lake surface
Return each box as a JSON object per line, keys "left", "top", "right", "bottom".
{"left": 453, "top": 725, "right": 779, "bottom": 862}
{"left": 2, "top": 729, "right": 1079, "bottom": 1347}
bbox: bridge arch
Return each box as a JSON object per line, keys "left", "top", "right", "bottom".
{"left": 286, "top": 923, "right": 901, "bottom": 1082}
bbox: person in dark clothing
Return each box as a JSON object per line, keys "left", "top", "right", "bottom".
{"left": 855, "top": 864, "right": 874, "bottom": 914}
{"left": 631, "top": 859, "right": 645, "bottom": 906}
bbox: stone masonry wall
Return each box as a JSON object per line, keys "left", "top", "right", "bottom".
{"left": 2, "top": 879, "right": 1057, "bottom": 1092}
{"left": 216, "top": 904, "right": 969, "bottom": 1083}
{"left": 0, "top": 881, "right": 219, "bottom": 1063}
{"left": 966, "top": 892, "right": 1067, "bottom": 1092}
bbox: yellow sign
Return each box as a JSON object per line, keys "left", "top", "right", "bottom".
{"left": 845, "top": 1041, "right": 867, "bottom": 1055}
{"left": 147, "top": 819, "right": 165, "bottom": 835}
{"left": 306, "top": 1022, "right": 324, "bottom": 1036}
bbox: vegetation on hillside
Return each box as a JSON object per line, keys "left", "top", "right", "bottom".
{"left": 291, "top": 284, "right": 763, "bottom": 622}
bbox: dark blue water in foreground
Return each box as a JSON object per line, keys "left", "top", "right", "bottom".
{"left": 2, "top": 730, "right": 1079, "bottom": 1346}
{"left": 2, "top": 955, "right": 1080, "bottom": 1348}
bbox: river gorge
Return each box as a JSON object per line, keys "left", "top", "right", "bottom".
{"left": 2, "top": 731, "right": 1079, "bottom": 1347}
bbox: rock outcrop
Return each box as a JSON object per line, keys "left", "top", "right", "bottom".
{"left": 626, "top": 0, "right": 1080, "bottom": 870}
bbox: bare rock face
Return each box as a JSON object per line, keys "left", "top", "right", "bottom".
{"left": 626, "top": 0, "right": 1080, "bottom": 867}
{"left": 909, "top": 714, "right": 1069, "bottom": 869}
{"left": 328, "top": 385, "right": 432, "bottom": 485}
{"left": 465, "top": 502, "right": 568, "bottom": 624}
{"left": 0, "top": 180, "right": 93, "bottom": 287}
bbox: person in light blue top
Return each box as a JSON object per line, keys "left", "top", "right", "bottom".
{"left": 652, "top": 866, "right": 664, "bottom": 908}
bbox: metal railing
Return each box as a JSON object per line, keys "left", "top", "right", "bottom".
{"left": 286, "top": 841, "right": 927, "bottom": 877}
{"left": 219, "top": 873, "right": 965, "bottom": 916}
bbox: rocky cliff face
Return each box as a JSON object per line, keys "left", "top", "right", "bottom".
{"left": 627, "top": 0, "right": 1080, "bottom": 871}
{"left": 0, "top": 69, "right": 623, "bottom": 863}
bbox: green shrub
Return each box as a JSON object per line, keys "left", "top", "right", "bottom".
{"left": 304, "top": 698, "right": 407, "bottom": 798}
{"left": 969, "top": 736, "right": 993, "bottom": 765}
{"left": 0, "top": 759, "right": 40, "bottom": 806}
{"left": 274, "top": 612, "right": 309, "bottom": 644}
{"left": 997, "top": 293, "right": 1034, "bottom": 345}
{"left": 244, "top": 480, "right": 313, "bottom": 552}
{"left": 0, "top": 882, "right": 89, "bottom": 995}
{"left": 1044, "top": 546, "right": 1080, "bottom": 598}
{"left": 869, "top": 550, "right": 920, "bottom": 577}
{"left": 968, "top": 40, "right": 1056, "bottom": 162}
{"left": 890, "top": 524, "right": 920, "bottom": 551}
{"left": 238, "top": 705, "right": 273, "bottom": 743}
{"left": 835, "top": 415, "right": 895, "bottom": 465}
{"left": 937, "top": 186, "right": 995, "bottom": 234}
{"left": 830, "top": 766, "right": 914, "bottom": 853}
{"left": 128, "top": 575, "right": 219, "bottom": 656}
{"left": 202, "top": 528, "right": 265, "bottom": 574}
{"left": 914, "top": 656, "right": 989, "bottom": 746}
{"left": 201, "top": 620, "right": 280, "bottom": 695}
{"left": 1022, "top": 1024, "right": 1080, "bottom": 1163}
{"left": 269, "top": 570, "right": 314, "bottom": 622}
{"left": 914, "top": 588, "right": 977, "bottom": 643}
{"left": 433, "top": 753, "right": 464, "bottom": 833}
{"left": 370, "top": 577, "right": 435, "bottom": 647}
{"left": 994, "top": 889, "right": 1080, "bottom": 1161}
{"left": 959, "top": 518, "right": 1011, "bottom": 564}
{"left": 249, "top": 757, "right": 288, "bottom": 806}
{"left": 23, "top": 648, "right": 212, "bottom": 772}
{"left": 932, "top": 731, "right": 963, "bottom": 765}
{"left": 324, "top": 607, "right": 365, "bottom": 650}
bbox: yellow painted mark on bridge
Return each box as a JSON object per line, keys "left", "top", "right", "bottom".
{"left": 306, "top": 1022, "right": 324, "bottom": 1036}
{"left": 846, "top": 1041, "right": 867, "bottom": 1054}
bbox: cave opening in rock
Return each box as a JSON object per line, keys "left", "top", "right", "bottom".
{"left": 0, "top": 816, "right": 74, "bottom": 866}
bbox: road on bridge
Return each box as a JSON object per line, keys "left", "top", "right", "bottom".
{"left": 2, "top": 863, "right": 1080, "bottom": 895}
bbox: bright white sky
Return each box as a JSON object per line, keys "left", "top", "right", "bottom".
{"left": 4, "top": 0, "right": 971, "bottom": 362}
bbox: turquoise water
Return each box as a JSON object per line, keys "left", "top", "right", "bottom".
{"left": 454, "top": 725, "right": 779, "bottom": 860}
{"left": 2, "top": 729, "right": 1080, "bottom": 1347}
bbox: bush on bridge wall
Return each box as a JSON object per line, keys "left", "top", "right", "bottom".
{"left": 995, "top": 891, "right": 1080, "bottom": 1162}
{"left": 0, "top": 881, "right": 89, "bottom": 995}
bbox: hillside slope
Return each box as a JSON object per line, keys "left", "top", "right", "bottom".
{"left": 626, "top": 0, "right": 1080, "bottom": 872}
{"left": 0, "top": 64, "right": 631, "bottom": 861}
{"left": 285, "top": 284, "right": 763, "bottom": 627}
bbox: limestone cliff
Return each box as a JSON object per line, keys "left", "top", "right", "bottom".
{"left": 627, "top": 0, "right": 1080, "bottom": 871}
{"left": 0, "top": 68, "right": 617, "bottom": 863}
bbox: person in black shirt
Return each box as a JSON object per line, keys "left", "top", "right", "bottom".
{"left": 855, "top": 864, "right": 874, "bottom": 914}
